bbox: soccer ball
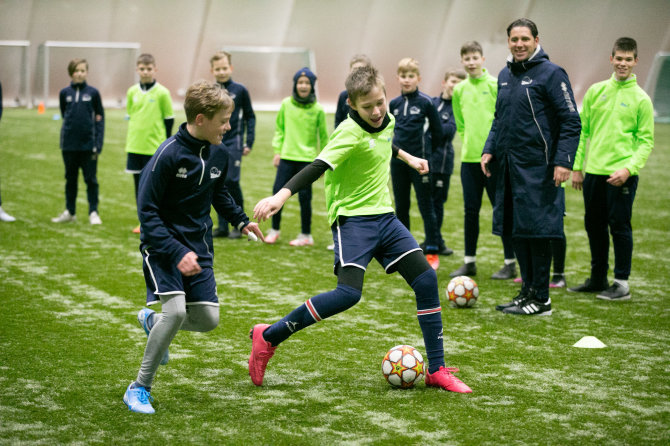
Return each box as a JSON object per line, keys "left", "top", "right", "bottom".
{"left": 381, "top": 345, "right": 425, "bottom": 388}
{"left": 446, "top": 275, "right": 479, "bottom": 307}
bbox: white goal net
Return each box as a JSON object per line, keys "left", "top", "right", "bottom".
{"left": 35, "top": 41, "right": 140, "bottom": 108}
{"left": 0, "top": 40, "right": 31, "bottom": 108}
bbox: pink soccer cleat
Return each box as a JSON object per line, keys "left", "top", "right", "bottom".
{"left": 248, "top": 324, "right": 277, "bottom": 386}
{"left": 425, "top": 366, "right": 472, "bottom": 393}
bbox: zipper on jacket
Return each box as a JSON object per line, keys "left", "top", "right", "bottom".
{"left": 198, "top": 146, "right": 206, "bottom": 185}
{"left": 403, "top": 97, "right": 408, "bottom": 115}
{"left": 526, "top": 89, "right": 549, "bottom": 164}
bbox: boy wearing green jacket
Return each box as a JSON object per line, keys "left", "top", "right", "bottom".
{"left": 569, "top": 37, "right": 654, "bottom": 301}
{"left": 266, "top": 67, "right": 329, "bottom": 246}
{"left": 450, "top": 41, "right": 516, "bottom": 280}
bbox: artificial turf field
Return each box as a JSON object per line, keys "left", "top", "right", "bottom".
{"left": 0, "top": 108, "right": 668, "bottom": 445}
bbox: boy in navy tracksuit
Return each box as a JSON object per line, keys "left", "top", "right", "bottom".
{"left": 390, "top": 58, "right": 444, "bottom": 270}
{"left": 122, "top": 81, "right": 263, "bottom": 414}
{"left": 52, "top": 58, "right": 104, "bottom": 225}
{"left": 334, "top": 54, "right": 372, "bottom": 130}
{"left": 425, "top": 69, "right": 466, "bottom": 255}
{"left": 210, "top": 51, "right": 256, "bottom": 238}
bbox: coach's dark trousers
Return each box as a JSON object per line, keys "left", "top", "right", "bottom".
{"left": 62, "top": 150, "right": 99, "bottom": 215}
{"left": 583, "top": 173, "right": 638, "bottom": 281}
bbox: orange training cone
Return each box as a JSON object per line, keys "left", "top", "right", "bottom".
{"left": 37, "top": 102, "right": 45, "bottom": 114}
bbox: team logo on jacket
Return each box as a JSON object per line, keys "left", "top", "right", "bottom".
{"left": 210, "top": 167, "right": 222, "bottom": 179}
{"left": 409, "top": 106, "right": 421, "bottom": 115}
{"left": 521, "top": 76, "right": 533, "bottom": 85}
{"left": 441, "top": 112, "right": 450, "bottom": 121}
{"left": 369, "top": 139, "right": 376, "bottom": 148}
{"left": 82, "top": 94, "right": 92, "bottom": 101}
{"left": 65, "top": 95, "right": 73, "bottom": 102}
{"left": 561, "top": 82, "right": 576, "bottom": 112}
{"left": 176, "top": 167, "right": 188, "bottom": 178}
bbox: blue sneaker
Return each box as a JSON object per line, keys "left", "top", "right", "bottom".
{"left": 137, "top": 308, "right": 169, "bottom": 365}
{"left": 123, "top": 382, "right": 155, "bottom": 414}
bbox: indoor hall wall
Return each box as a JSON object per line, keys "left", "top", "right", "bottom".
{"left": 1, "top": 0, "right": 669, "bottom": 110}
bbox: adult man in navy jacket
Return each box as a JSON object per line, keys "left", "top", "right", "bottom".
{"left": 482, "top": 18, "right": 581, "bottom": 316}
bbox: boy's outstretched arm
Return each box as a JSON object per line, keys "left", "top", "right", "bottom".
{"left": 393, "top": 145, "right": 429, "bottom": 174}
{"left": 254, "top": 188, "right": 292, "bottom": 221}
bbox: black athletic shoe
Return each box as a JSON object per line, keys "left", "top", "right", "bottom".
{"left": 213, "top": 227, "right": 229, "bottom": 238}
{"left": 502, "top": 293, "right": 552, "bottom": 316}
{"left": 596, "top": 283, "right": 631, "bottom": 301}
{"left": 419, "top": 242, "right": 452, "bottom": 256}
{"left": 495, "top": 288, "right": 531, "bottom": 311}
{"left": 491, "top": 263, "right": 517, "bottom": 280}
{"left": 450, "top": 262, "right": 476, "bottom": 278}
{"left": 568, "top": 278, "right": 609, "bottom": 293}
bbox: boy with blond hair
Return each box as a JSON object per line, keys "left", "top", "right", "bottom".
{"left": 210, "top": 51, "right": 256, "bottom": 238}
{"left": 389, "top": 58, "right": 444, "bottom": 270}
{"left": 250, "top": 65, "right": 471, "bottom": 393}
{"left": 125, "top": 53, "right": 174, "bottom": 233}
{"left": 451, "top": 41, "right": 516, "bottom": 279}
{"left": 123, "top": 80, "right": 263, "bottom": 414}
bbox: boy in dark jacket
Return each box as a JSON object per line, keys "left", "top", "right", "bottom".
{"left": 123, "top": 81, "right": 263, "bottom": 414}
{"left": 52, "top": 59, "right": 104, "bottom": 224}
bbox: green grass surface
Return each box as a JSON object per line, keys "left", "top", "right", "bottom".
{"left": 0, "top": 108, "right": 668, "bottom": 445}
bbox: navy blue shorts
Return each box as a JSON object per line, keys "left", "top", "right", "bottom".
{"left": 126, "top": 153, "right": 154, "bottom": 174}
{"left": 142, "top": 249, "right": 218, "bottom": 307}
{"left": 331, "top": 213, "right": 421, "bottom": 274}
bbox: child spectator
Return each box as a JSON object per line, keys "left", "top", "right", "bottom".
{"left": 569, "top": 37, "right": 654, "bottom": 301}
{"left": 265, "top": 67, "right": 329, "bottom": 246}
{"left": 51, "top": 58, "right": 104, "bottom": 225}
{"left": 210, "top": 51, "right": 256, "bottom": 239}
{"left": 122, "top": 81, "right": 263, "bottom": 414}
{"left": 389, "top": 58, "right": 444, "bottom": 270}
{"left": 450, "top": 41, "right": 516, "bottom": 279}
{"left": 125, "top": 53, "right": 174, "bottom": 233}
{"left": 249, "top": 65, "right": 471, "bottom": 393}
{"left": 334, "top": 54, "right": 372, "bottom": 130}
{"left": 424, "top": 69, "right": 466, "bottom": 256}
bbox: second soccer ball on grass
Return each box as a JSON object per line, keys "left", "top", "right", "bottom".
{"left": 446, "top": 276, "right": 479, "bottom": 308}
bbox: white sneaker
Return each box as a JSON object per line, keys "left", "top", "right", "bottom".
{"left": 0, "top": 207, "right": 16, "bottom": 222}
{"left": 289, "top": 233, "right": 314, "bottom": 246}
{"left": 89, "top": 211, "right": 102, "bottom": 225}
{"left": 265, "top": 229, "right": 280, "bottom": 244}
{"left": 327, "top": 243, "right": 334, "bottom": 250}
{"left": 51, "top": 210, "right": 75, "bottom": 223}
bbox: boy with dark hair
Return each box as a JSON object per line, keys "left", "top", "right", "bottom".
{"left": 451, "top": 41, "right": 516, "bottom": 279}
{"left": 210, "top": 51, "right": 256, "bottom": 238}
{"left": 569, "top": 37, "right": 654, "bottom": 301}
{"left": 483, "top": 18, "right": 581, "bottom": 316}
{"left": 334, "top": 54, "right": 373, "bottom": 130}
{"left": 51, "top": 58, "right": 105, "bottom": 225}
{"left": 389, "top": 58, "right": 445, "bottom": 270}
{"left": 123, "top": 81, "right": 263, "bottom": 414}
{"left": 424, "top": 69, "right": 466, "bottom": 255}
{"left": 249, "top": 65, "right": 471, "bottom": 394}
{"left": 125, "top": 53, "right": 174, "bottom": 234}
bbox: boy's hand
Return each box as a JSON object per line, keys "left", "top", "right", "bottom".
{"left": 242, "top": 221, "right": 264, "bottom": 242}
{"left": 481, "top": 154, "right": 493, "bottom": 177}
{"left": 571, "top": 171, "right": 584, "bottom": 190}
{"left": 178, "top": 251, "right": 202, "bottom": 276}
{"left": 607, "top": 168, "right": 631, "bottom": 187}
{"left": 243, "top": 146, "right": 251, "bottom": 156}
{"left": 253, "top": 189, "right": 291, "bottom": 222}
{"left": 273, "top": 154, "right": 281, "bottom": 168}
{"left": 409, "top": 157, "right": 429, "bottom": 175}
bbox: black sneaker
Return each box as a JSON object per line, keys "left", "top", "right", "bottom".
{"left": 495, "top": 288, "right": 530, "bottom": 311}
{"left": 450, "top": 262, "right": 476, "bottom": 278}
{"left": 213, "top": 227, "right": 229, "bottom": 238}
{"left": 596, "top": 283, "right": 631, "bottom": 301}
{"left": 491, "top": 262, "right": 517, "bottom": 280}
{"left": 568, "top": 278, "right": 609, "bottom": 293}
{"left": 502, "top": 292, "right": 552, "bottom": 316}
{"left": 419, "top": 242, "right": 453, "bottom": 256}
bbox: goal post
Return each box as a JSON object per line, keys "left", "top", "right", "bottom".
{"left": 644, "top": 52, "right": 670, "bottom": 123}
{"left": 36, "top": 41, "right": 141, "bottom": 108}
{"left": 0, "top": 40, "right": 31, "bottom": 108}
{"left": 219, "top": 46, "right": 316, "bottom": 111}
